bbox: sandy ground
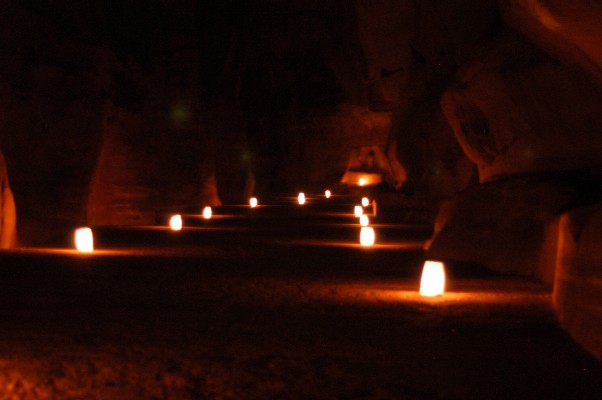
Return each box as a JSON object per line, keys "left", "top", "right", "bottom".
{"left": 0, "top": 202, "right": 600, "bottom": 399}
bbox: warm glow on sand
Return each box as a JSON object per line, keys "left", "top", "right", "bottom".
{"left": 324, "top": 190, "right": 331, "bottom": 199}
{"left": 420, "top": 261, "right": 446, "bottom": 297}
{"left": 169, "top": 214, "right": 183, "bottom": 231}
{"left": 75, "top": 227, "right": 94, "bottom": 252}
{"left": 359, "top": 214, "right": 369, "bottom": 227}
{"left": 298, "top": 192, "right": 306, "bottom": 205}
{"left": 361, "top": 197, "right": 370, "bottom": 207}
{"left": 359, "top": 226, "right": 375, "bottom": 246}
{"left": 354, "top": 205, "right": 363, "bottom": 217}
{"left": 203, "top": 206, "right": 212, "bottom": 219}
{"left": 249, "top": 197, "right": 258, "bottom": 208}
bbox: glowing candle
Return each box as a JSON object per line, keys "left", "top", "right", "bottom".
{"left": 420, "top": 261, "right": 446, "bottom": 297}
{"left": 250, "top": 197, "right": 258, "bottom": 208}
{"left": 324, "top": 190, "right": 331, "bottom": 199}
{"left": 203, "top": 206, "right": 212, "bottom": 219}
{"left": 358, "top": 178, "right": 366, "bottom": 186}
{"left": 361, "top": 197, "right": 370, "bottom": 207}
{"left": 354, "top": 205, "right": 363, "bottom": 217}
{"left": 359, "top": 214, "right": 369, "bottom": 227}
{"left": 75, "top": 227, "right": 94, "bottom": 252}
{"left": 298, "top": 192, "right": 306, "bottom": 205}
{"left": 359, "top": 226, "right": 375, "bottom": 246}
{"left": 169, "top": 214, "right": 183, "bottom": 231}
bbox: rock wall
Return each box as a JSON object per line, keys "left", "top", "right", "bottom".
{"left": 0, "top": 1, "right": 105, "bottom": 245}
{"left": 501, "top": 0, "right": 602, "bottom": 86}
{"left": 0, "top": 1, "right": 216, "bottom": 242}
{"left": 429, "top": 1, "right": 602, "bottom": 359}
{"left": 87, "top": 101, "right": 155, "bottom": 226}
{"left": 441, "top": 33, "right": 602, "bottom": 183}
{"left": 0, "top": 149, "right": 16, "bottom": 248}
{"left": 427, "top": 176, "right": 576, "bottom": 284}
{"left": 554, "top": 206, "right": 602, "bottom": 360}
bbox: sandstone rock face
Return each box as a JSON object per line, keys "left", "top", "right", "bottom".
{"left": 430, "top": 2, "right": 602, "bottom": 360}
{"left": 501, "top": 0, "right": 602, "bottom": 85}
{"left": 441, "top": 33, "right": 602, "bottom": 183}
{"left": 0, "top": 149, "right": 16, "bottom": 248}
{"left": 278, "top": 104, "right": 392, "bottom": 192}
{"left": 0, "top": 2, "right": 217, "bottom": 240}
{"left": 427, "top": 176, "right": 575, "bottom": 284}
{"left": 87, "top": 101, "right": 155, "bottom": 226}
{"left": 0, "top": 2, "right": 104, "bottom": 244}
{"left": 554, "top": 206, "right": 602, "bottom": 360}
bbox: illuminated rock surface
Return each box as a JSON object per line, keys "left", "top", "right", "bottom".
{"left": 0, "top": 148, "right": 16, "bottom": 248}
{"left": 555, "top": 206, "right": 602, "bottom": 360}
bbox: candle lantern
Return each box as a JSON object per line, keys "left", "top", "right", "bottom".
{"left": 419, "top": 261, "right": 446, "bottom": 297}
{"left": 250, "top": 197, "right": 258, "bottom": 208}
{"left": 359, "top": 226, "right": 375, "bottom": 246}
{"left": 203, "top": 206, "right": 212, "bottom": 219}
{"left": 298, "top": 192, "right": 306, "bottom": 205}
{"left": 169, "top": 214, "right": 183, "bottom": 231}
{"left": 75, "top": 227, "right": 94, "bottom": 252}
{"left": 359, "top": 214, "right": 369, "bottom": 227}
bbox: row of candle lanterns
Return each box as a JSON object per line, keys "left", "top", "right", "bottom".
{"left": 73, "top": 189, "right": 445, "bottom": 297}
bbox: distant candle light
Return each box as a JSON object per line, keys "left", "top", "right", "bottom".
{"left": 358, "top": 178, "right": 366, "bottom": 186}
{"left": 354, "top": 205, "right": 363, "bottom": 217}
{"left": 203, "top": 206, "right": 212, "bottom": 219}
{"left": 324, "top": 190, "right": 331, "bottom": 199}
{"left": 359, "top": 226, "right": 375, "bottom": 246}
{"left": 250, "top": 197, "right": 258, "bottom": 208}
{"left": 359, "top": 214, "right": 369, "bottom": 227}
{"left": 298, "top": 192, "right": 306, "bottom": 205}
{"left": 361, "top": 197, "right": 370, "bottom": 207}
{"left": 75, "top": 227, "right": 94, "bottom": 252}
{"left": 169, "top": 214, "right": 183, "bottom": 231}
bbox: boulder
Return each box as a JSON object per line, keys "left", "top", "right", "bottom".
{"left": 426, "top": 176, "right": 576, "bottom": 284}
{"left": 554, "top": 206, "right": 602, "bottom": 360}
